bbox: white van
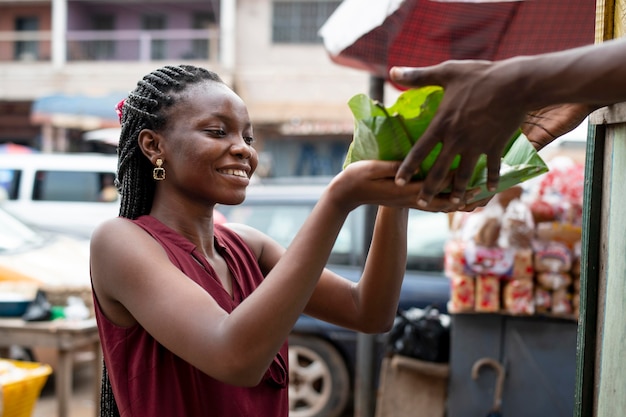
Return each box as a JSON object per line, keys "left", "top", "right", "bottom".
{"left": 0, "top": 153, "right": 119, "bottom": 238}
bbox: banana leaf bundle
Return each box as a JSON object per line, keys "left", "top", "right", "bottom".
{"left": 343, "top": 87, "right": 549, "bottom": 202}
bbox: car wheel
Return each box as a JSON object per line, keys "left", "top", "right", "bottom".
{"left": 288, "top": 334, "right": 351, "bottom": 417}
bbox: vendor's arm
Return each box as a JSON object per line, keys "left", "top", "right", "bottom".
{"left": 390, "top": 37, "right": 626, "bottom": 206}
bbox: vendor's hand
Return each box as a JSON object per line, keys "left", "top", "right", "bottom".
{"left": 522, "top": 103, "right": 596, "bottom": 151}
{"left": 390, "top": 60, "right": 527, "bottom": 208}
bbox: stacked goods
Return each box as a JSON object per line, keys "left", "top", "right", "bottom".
{"left": 445, "top": 159, "right": 583, "bottom": 319}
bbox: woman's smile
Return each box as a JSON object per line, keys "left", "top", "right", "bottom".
{"left": 218, "top": 168, "right": 248, "bottom": 178}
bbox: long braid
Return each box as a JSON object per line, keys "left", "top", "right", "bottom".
{"left": 101, "top": 65, "right": 224, "bottom": 417}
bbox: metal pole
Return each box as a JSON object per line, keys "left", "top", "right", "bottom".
{"left": 354, "top": 75, "right": 385, "bottom": 417}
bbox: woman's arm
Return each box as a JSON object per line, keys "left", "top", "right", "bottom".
{"left": 303, "top": 206, "right": 409, "bottom": 334}
{"left": 92, "top": 160, "right": 431, "bottom": 387}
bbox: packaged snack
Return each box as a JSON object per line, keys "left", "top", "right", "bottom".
{"left": 536, "top": 272, "right": 573, "bottom": 290}
{"left": 534, "top": 287, "right": 552, "bottom": 313}
{"left": 530, "top": 199, "right": 557, "bottom": 223}
{"left": 499, "top": 198, "right": 535, "bottom": 249}
{"left": 444, "top": 240, "right": 467, "bottom": 277}
{"left": 475, "top": 275, "right": 501, "bottom": 313}
{"left": 475, "top": 217, "right": 501, "bottom": 248}
{"left": 503, "top": 279, "right": 535, "bottom": 315}
{"left": 448, "top": 274, "right": 475, "bottom": 313}
{"left": 511, "top": 248, "right": 534, "bottom": 280}
{"left": 552, "top": 288, "right": 573, "bottom": 315}
{"left": 535, "top": 222, "right": 582, "bottom": 248}
{"left": 464, "top": 241, "right": 515, "bottom": 277}
{"left": 534, "top": 158, "right": 584, "bottom": 225}
{"left": 533, "top": 241, "right": 573, "bottom": 273}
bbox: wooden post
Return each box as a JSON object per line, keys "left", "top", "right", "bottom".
{"left": 575, "top": 103, "right": 626, "bottom": 417}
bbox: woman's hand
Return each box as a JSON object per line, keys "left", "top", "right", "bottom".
{"left": 331, "top": 160, "right": 477, "bottom": 213}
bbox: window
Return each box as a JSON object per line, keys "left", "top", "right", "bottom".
{"left": 89, "top": 14, "right": 116, "bottom": 60}
{"left": 217, "top": 202, "right": 358, "bottom": 266}
{"left": 406, "top": 210, "right": 449, "bottom": 271}
{"left": 272, "top": 1, "right": 340, "bottom": 44}
{"left": 190, "top": 12, "right": 216, "bottom": 59}
{"left": 32, "top": 170, "right": 115, "bottom": 202}
{"left": 14, "top": 16, "right": 39, "bottom": 60}
{"left": 217, "top": 196, "right": 450, "bottom": 271}
{"left": 0, "top": 169, "right": 21, "bottom": 200}
{"left": 142, "top": 14, "right": 167, "bottom": 60}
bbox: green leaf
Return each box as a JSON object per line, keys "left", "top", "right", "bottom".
{"left": 343, "top": 87, "right": 549, "bottom": 196}
{"left": 466, "top": 131, "right": 549, "bottom": 203}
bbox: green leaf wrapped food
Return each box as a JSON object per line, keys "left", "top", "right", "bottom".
{"left": 343, "top": 87, "right": 549, "bottom": 203}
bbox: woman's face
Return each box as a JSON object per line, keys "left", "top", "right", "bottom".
{"left": 157, "top": 81, "right": 259, "bottom": 206}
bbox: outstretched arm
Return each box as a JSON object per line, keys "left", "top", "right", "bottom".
{"left": 390, "top": 37, "right": 626, "bottom": 206}
{"left": 91, "top": 160, "right": 458, "bottom": 387}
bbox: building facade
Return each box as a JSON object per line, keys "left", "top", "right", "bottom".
{"left": 0, "top": 0, "right": 388, "bottom": 178}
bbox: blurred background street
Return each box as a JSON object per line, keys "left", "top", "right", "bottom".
{"left": 33, "top": 362, "right": 97, "bottom": 417}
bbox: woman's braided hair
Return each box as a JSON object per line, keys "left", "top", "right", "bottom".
{"left": 116, "top": 64, "right": 224, "bottom": 219}
{"left": 101, "top": 65, "right": 224, "bottom": 417}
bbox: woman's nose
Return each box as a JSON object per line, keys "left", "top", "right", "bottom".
{"left": 230, "top": 138, "right": 252, "bottom": 159}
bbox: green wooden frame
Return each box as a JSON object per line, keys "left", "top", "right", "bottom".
{"left": 574, "top": 122, "right": 603, "bottom": 417}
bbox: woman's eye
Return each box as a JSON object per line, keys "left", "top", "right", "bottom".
{"left": 206, "top": 129, "right": 226, "bottom": 137}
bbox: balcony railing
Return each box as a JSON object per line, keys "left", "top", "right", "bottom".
{"left": 0, "top": 28, "right": 219, "bottom": 63}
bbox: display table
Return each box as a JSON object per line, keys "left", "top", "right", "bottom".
{"left": 446, "top": 314, "right": 577, "bottom": 417}
{"left": 0, "top": 317, "right": 101, "bottom": 417}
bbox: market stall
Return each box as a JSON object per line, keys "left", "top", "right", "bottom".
{"left": 442, "top": 160, "right": 584, "bottom": 417}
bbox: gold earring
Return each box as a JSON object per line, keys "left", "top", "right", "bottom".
{"left": 153, "top": 158, "right": 166, "bottom": 180}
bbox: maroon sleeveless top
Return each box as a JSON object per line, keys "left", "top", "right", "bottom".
{"left": 93, "top": 216, "right": 289, "bottom": 417}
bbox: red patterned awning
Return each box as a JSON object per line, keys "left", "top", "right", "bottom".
{"left": 320, "top": 0, "right": 596, "bottom": 81}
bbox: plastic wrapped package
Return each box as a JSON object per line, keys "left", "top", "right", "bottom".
{"left": 499, "top": 198, "right": 535, "bottom": 249}
{"left": 503, "top": 279, "right": 535, "bottom": 315}
{"left": 533, "top": 241, "right": 573, "bottom": 273}
{"left": 551, "top": 288, "right": 573, "bottom": 315}
{"left": 475, "top": 275, "right": 501, "bottom": 313}
{"left": 464, "top": 242, "right": 515, "bottom": 277}
{"left": 448, "top": 274, "right": 475, "bottom": 313}
{"left": 534, "top": 287, "right": 552, "bottom": 314}
{"left": 444, "top": 240, "right": 467, "bottom": 277}
{"left": 536, "top": 272, "right": 573, "bottom": 291}
{"left": 511, "top": 248, "right": 534, "bottom": 280}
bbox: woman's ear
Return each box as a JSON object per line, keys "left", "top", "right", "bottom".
{"left": 138, "top": 129, "right": 163, "bottom": 164}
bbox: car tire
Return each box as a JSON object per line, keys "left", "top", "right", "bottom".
{"left": 288, "top": 334, "right": 351, "bottom": 417}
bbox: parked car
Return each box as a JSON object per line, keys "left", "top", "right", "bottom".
{"left": 0, "top": 204, "right": 91, "bottom": 320}
{"left": 216, "top": 179, "right": 451, "bottom": 417}
{"left": 0, "top": 153, "right": 119, "bottom": 238}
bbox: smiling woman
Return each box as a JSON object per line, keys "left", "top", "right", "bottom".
{"left": 90, "top": 64, "right": 464, "bottom": 417}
